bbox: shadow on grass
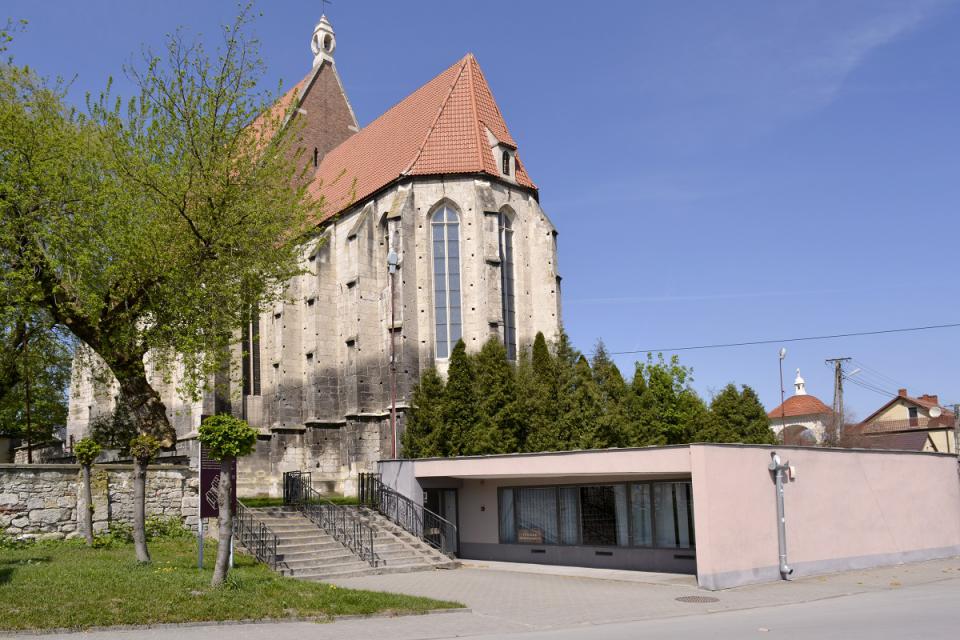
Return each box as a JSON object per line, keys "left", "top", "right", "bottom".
{"left": 0, "top": 556, "right": 52, "bottom": 586}
{"left": 0, "top": 556, "right": 53, "bottom": 567}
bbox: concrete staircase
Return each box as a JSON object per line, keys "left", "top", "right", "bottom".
{"left": 245, "top": 506, "right": 458, "bottom": 581}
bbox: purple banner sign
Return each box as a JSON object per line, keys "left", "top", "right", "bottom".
{"left": 199, "top": 444, "right": 237, "bottom": 519}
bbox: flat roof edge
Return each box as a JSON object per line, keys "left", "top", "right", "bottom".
{"left": 378, "top": 441, "right": 957, "bottom": 464}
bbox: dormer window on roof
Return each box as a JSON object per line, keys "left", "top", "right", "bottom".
{"left": 502, "top": 149, "right": 511, "bottom": 175}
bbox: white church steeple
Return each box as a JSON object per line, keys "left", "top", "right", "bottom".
{"left": 794, "top": 369, "right": 807, "bottom": 396}
{"left": 311, "top": 14, "right": 336, "bottom": 67}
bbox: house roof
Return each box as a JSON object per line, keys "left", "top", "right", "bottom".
{"left": 858, "top": 390, "right": 955, "bottom": 428}
{"left": 767, "top": 394, "right": 833, "bottom": 420}
{"left": 840, "top": 429, "right": 930, "bottom": 452}
{"left": 307, "top": 53, "right": 536, "bottom": 220}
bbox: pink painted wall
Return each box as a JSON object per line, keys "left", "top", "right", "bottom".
{"left": 691, "top": 444, "right": 960, "bottom": 589}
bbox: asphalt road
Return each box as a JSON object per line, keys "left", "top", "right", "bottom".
{"left": 451, "top": 578, "right": 960, "bottom": 640}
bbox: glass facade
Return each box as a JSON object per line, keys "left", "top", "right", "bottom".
{"left": 498, "top": 481, "right": 694, "bottom": 549}
{"left": 431, "top": 206, "right": 462, "bottom": 358}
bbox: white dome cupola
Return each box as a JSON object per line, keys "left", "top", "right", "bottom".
{"left": 794, "top": 369, "right": 807, "bottom": 396}
{"left": 311, "top": 15, "right": 336, "bottom": 67}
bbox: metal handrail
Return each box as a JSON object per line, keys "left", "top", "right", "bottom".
{"left": 234, "top": 501, "right": 281, "bottom": 570}
{"left": 282, "top": 471, "right": 380, "bottom": 567}
{"left": 358, "top": 472, "right": 458, "bottom": 556}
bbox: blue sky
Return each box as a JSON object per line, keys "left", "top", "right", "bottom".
{"left": 5, "top": 0, "right": 959, "bottom": 418}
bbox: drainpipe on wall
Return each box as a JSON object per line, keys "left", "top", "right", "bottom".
{"left": 768, "top": 452, "right": 794, "bottom": 580}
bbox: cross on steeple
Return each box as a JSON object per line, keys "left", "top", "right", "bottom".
{"left": 321, "top": 0, "right": 333, "bottom": 16}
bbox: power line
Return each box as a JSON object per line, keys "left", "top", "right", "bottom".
{"left": 850, "top": 358, "right": 908, "bottom": 389}
{"left": 608, "top": 322, "right": 960, "bottom": 355}
{"left": 844, "top": 375, "right": 898, "bottom": 400}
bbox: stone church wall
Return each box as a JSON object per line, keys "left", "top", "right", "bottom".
{"left": 0, "top": 464, "right": 198, "bottom": 540}
{"left": 65, "top": 176, "right": 560, "bottom": 498}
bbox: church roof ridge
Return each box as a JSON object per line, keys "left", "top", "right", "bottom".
{"left": 308, "top": 53, "right": 536, "bottom": 221}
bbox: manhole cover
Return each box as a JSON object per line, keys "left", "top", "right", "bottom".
{"left": 675, "top": 595, "right": 719, "bottom": 603}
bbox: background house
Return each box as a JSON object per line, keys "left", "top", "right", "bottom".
{"left": 842, "top": 389, "right": 956, "bottom": 453}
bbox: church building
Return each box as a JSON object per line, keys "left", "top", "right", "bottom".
{"left": 66, "top": 14, "right": 563, "bottom": 496}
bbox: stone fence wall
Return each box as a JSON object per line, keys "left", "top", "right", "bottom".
{"left": 0, "top": 464, "right": 198, "bottom": 541}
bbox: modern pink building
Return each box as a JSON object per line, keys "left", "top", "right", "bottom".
{"left": 378, "top": 444, "right": 960, "bottom": 589}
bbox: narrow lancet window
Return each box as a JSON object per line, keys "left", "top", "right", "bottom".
{"left": 432, "top": 206, "right": 462, "bottom": 359}
{"left": 498, "top": 213, "right": 516, "bottom": 359}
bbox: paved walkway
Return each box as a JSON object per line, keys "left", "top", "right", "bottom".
{"left": 8, "top": 557, "right": 960, "bottom": 640}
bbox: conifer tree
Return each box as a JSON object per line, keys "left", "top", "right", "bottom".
{"left": 551, "top": 331, "right": 582, "bottom": 450}
{"left": 571, "top": 355, "right": 604, "bottom": 449}
{"left": 401, "top": 368, "right": 446, "bottom": 458}
{"left": 468, "top": 337, "right": 517, "bottom": 454}
{"left": 523, "top": 332, "right": 560, "bottom": 452}
{"left": 591, "top": 341, "right": 628, "bottom": 448}
{"left": 696, "top": 383, "right": 775, "bottom": 444}
{"left": 442, "top": 340, "right": 476, "bottom": 456}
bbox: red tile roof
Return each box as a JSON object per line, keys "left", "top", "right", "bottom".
{"left": 308, "top": 54, "right": 536, "bottom": 220}
{"left": 767, "top": 394, "right": 833, "bottom": 420}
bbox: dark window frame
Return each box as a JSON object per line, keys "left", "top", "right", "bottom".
{"left": 497, "top": 479, "right": 694, "bottom": 550}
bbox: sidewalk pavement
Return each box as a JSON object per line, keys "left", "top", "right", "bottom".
{"left": 7, "top": 556, "right": 960, "bottom": 640}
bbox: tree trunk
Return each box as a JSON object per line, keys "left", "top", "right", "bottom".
{"left": 112, "top": 356, "right": 176, "bottom": 448}
{"left": 81, "top": 464, "right": 94, "bottom": 546}
{"left": 109, "top": 355, "right": 174, "bottom": 565}
{"left": 132, "top": 455, "right": 151, "bottom": 563}
{"left": 211, "top": 456, "right": 234, "bottom": 587}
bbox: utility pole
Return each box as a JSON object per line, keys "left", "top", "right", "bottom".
{"left": 953, "top": 403, "right": 959, "bottom": 462}
{"left": 825, "top": 357, "right": 851, "bottom": 446}
{"left": 778, "top": 348, "right": 787, "bottom": 442}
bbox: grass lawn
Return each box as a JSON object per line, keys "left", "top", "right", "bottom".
{"left": 0, "top": 538, "right": 461, "bottom": 631}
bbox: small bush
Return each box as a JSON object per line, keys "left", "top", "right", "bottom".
{"left": 93, "top": 516, "right": 189, "bottom": 548}
{"left": 0, "top": 532, "right": 32, "bottom": 550}
{"left": 146, "top": 516, "right": 191, "bottom": 540}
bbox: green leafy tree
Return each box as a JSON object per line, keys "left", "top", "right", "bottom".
{"left": 627, "top": 354, "right": 707, "bottom": 446}
{"left": 0, "top": 10, "right": 318, "bottom": 561}
{"left": 442, "top": 340, "right": 476, "bottom": 456}
{"left": 197, "top": 414, "right": 257, "bottom": 587}
{"left": 0, "top": 311, "right": 72, "bottom": 462}
{"left": 73, "top": 438, "right": 102, "bottom": 546}
{"left": 402, "top": 368, "right": 446, "bottom": 458}
{"left": 696, "top": 384, "right": 776, "bottom": 444}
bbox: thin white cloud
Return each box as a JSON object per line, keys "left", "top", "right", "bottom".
{"left": 796, "top": 0, "right": 951, "bottom": 111}
{"left": 565, "top": 287, "right": 872, "bottom": 305}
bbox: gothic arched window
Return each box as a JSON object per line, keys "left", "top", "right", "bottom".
{"left": 502, "top": 150, "right": 511, "bottom": 175}
{"left": 432, "top": 205, "right": 462, "bottom": 358}
{"left": 498, "top": 212, "right": 516, "bottom": 360}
